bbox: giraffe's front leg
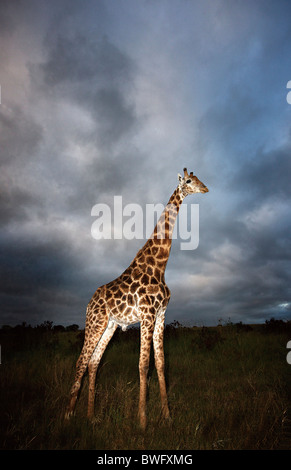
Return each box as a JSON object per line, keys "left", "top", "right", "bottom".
{"left": 138, "top": 317, "right": 155, "bottom": 430}
{"left": 153, "top": 310, "right": 170, "bottom": 421}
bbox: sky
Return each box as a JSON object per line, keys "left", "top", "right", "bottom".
{"left": 1, "top": 0, "right": 291, "bottom": 327}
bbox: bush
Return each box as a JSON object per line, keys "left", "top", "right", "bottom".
{"left": 264, "top": 318, "right": 291, "bottom": 334}
{"left": 235, "top": 322, "right": 253, "bottom": 333}
{"left": 192, "top": 326, "right": 224, "bottom": 351}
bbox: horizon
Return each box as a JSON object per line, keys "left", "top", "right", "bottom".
{"left": 1, "top": 316, "right": 290, "bottom": 330}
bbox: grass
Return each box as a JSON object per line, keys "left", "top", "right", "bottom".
{"left": 0, "top": 321, "right": 291, "bottom": 450}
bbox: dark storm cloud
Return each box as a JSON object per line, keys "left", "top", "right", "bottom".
{"left": 88, "top": 88, "right": 136, "bottom": 146}
{"left": 0, "top": 24, "right": 145, "bottom": 326}
{"left": 0, "top": 3, "right": 15, "bottom": 35}
{"left": 0, "top": 105, "right": 43, "bottom": 227}
{"left": 0, "top": 238, "right": 72, "bottom": 294}
{"left": 168, "top": 233, "right": 291, "bottom": 326}
{"left": 231, "top": 143, "right": 291, "bottom": 202}
{"left": 166, "top": 135, "right": 291, "bottom": 325}
{"left": 0, "top": 222, "right": 110, "bottom": 326}
{"left": 0, "top": 185, "right": 40, "bottom": 226}
{"left": 1, "top": 0, "right": 291, "bottom": 327}
{"left": 0, "top": 237, "right": 80, "bottom": 325}
{"left": 41, "top": 35, "right": 133, "bottom": 87}
{"left": 30, "top": 31, "right": 142, "bottom": 193}
{"left": 35, "top": 34, "right": 137, "bottom": 147}
{"left": 0, "top": 105, "right": 42, "bottom": 165}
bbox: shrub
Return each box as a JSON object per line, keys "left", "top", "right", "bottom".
{"left": 192, "top": 326, "right": 224, "bottom": 351}
{"left": 264, "top": 318, "right": 291, "bottom": 334}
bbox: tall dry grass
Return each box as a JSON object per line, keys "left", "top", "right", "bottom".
{"left": 0, "top": 322, "right": 290, "bottom": 449}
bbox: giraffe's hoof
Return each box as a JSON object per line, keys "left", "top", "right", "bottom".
{"left": 89, "top": 415, "right": 100, "bottom": 426}
{"left": 164, "top": 415, "right": 172, "bottom": 426}
{"left": 64, "top": 409, "right": 74, "bottom": 421}
{"left": 140, "top": 422, "right": 146, "bottom": 432}
{"left": 138, "top": 414, "right": 147, "bottom": 431}
{"left": 87, "top": 412, "right": 95, "bottom": 422}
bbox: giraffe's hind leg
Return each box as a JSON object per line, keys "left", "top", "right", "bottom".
{"left": 153, "top": 309, "right": 170, "bottom": 421}
{"left": 138, "top": 314, "right": 155, "bottom": 430}
{"left": 87, "top": 321, "right": 118, "bottom": 419}
{"left": 65, "top": 302, "right": 109, "bottom": 419}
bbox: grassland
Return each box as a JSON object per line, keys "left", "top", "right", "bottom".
{"left": 0, "top": 320, "right": 291, "bottom": 450}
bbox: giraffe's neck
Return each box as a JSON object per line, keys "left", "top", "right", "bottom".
{"left": 151, "top": 186, "right": 185, "bottom": 242}
{"left": 131, "top": 186, "right": 185, "bottom": 275}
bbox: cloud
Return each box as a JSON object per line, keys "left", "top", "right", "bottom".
{"left": 242, "top": 200, "right": 290, "bottom": 234}
{"left": 0, "top": 104, "right": 42, "bottom": 165}
{"left": 41, "top": 34, "right": 133, "bottom": 86}
{"left": 0, "top": 105, "right": 43, "bottom": 228}
{"left": 231, "top": 144, "right": 291, "bottom": 203}
{"left": 34, "top": 34, "right": 137, "bottom": 146}
{"left": 0, "top": 0, "right": 291, "bottom": 327}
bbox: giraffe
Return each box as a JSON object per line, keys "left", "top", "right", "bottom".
{"left": 65, "top": 168, "right": 208, "bottom": 429}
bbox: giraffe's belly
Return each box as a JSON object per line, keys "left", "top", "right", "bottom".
{"left": 109, "top": 309, "right": 140, "bottom": 331}
{"left": 105, "top": 281, "right": 170, "bottom": 331}
{"left": 109, "top": 317, "right": 139, "bottom": 332}
{"left": 105, "top": 286, "right": 142, "bottom": 328}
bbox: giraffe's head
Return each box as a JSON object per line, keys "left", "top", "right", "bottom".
{"left": 178, "top": 168, "right": 209, "bottom": 195}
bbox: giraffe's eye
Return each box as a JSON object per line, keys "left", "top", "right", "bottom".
{"left": 186, "top": 179, "right": 191, "bottom": 184}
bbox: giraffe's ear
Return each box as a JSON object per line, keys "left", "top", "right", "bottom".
{"left": 178, "top": 173, "right": 183, "bottom": 183}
